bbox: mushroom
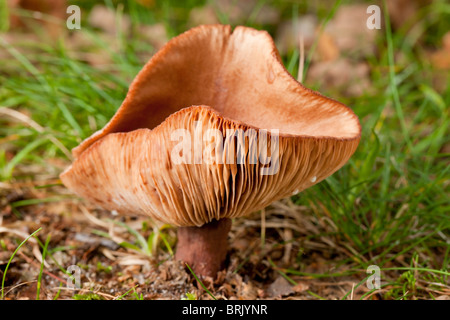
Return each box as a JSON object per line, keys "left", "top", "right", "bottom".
{"left": 60, "top": 25, "right": 361, "bottom": 278}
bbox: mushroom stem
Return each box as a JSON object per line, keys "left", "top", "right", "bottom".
{"left": 175, "top": 218, "right": 231, "bottom": 278}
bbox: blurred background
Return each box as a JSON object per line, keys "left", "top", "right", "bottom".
{"left": 0, "top": 0, "right": 449, "bottom": 300}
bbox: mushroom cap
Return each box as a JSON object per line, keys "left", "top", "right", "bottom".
{"left": 60, "top": 25, "right": 361, "bottom": 227}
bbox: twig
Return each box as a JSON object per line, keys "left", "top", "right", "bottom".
{"left": 3, "top": 281, "right": 37, "bottom": 297}
{"left": 17, "top": 251, "right": 68, "bottom": 285}
{"left": 350, "top": 283, "right": 355, "bottom": 300}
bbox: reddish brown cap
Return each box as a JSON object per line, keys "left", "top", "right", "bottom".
{"left": 60, "top": 25, "right": 361, "bottom": 227}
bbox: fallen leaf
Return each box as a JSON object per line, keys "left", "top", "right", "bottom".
{"left": 292, "top": 282, "right": 309, "bottom": 293}
{"left": 267, "top": 276, "right": 294, "bottom": 297}
{"left": 74, "top": 232, "right": 120, "bottom": 250}
{"left": 316, "top": 31, "right": 339, "bottom": 62}
{"left": 241, "top": 281, "right": 258, "bottom": 299}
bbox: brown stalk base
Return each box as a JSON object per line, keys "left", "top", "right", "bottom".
{"left": 175, "top": 218, "right": 232, "bottom": 279}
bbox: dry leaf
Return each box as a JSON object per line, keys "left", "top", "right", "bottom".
{"left": 292, "top": 282, "right": 310, "bottom": 293}
{"left": 267, "top": 276, "right": 294, "bottom": 297}
{"left": 316, "top": 32, "right": 339, "bottom": 62}
{"left": 241, "top": 281, "right": 258, "bottom": 299}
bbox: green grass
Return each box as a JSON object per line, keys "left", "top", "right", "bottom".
{"left": 1, "top": 228, "right": 42, "bottom": 299}
{"left": 90, "top": 219, "right": 174, "bottom": 256}
{"left": 186, "top": 263, "right": 217, "bottom": 300}
{"left": 0, "top": 0, "right": 449, "bottom": 300}
{"left": 36, "top": 234, "right": 51, "bottom": 300}
{"left": 72, "top": 292, "right": 104, "bottom": 300}
{"left": 287, "top": 1, "right": 450, "bottom": 297}
{"left": 114, "top": 284, "right": 141, "bottom": 300}
{"left": 0, "top": 0, "right": 9, "bottom": 32}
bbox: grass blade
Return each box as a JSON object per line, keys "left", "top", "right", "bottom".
{"left": 1, "top": 227, "right": 42, "bottom": 299}
{"left": 383, "top": 0, "right": 412, "bottom": 149}
{"left": 2, "top": 138, "right": 48, "bottom": 180}
{"left": 108, "top": 219, "right": 150, "bottom": 255}
{"left": 36, "top": 234, "right": 51, "bottom": 300}
{"left": 185, "top": 263, "right": 217, "bottom": 300}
